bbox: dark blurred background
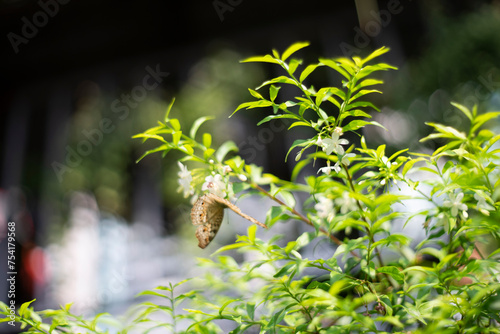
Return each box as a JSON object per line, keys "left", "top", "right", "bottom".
{"left": 1, "top": 0, "right": 500, "bottom": 331}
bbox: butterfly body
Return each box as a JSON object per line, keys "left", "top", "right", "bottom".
{"left": 191, "top": 193, "right": 266, "bottom": 249}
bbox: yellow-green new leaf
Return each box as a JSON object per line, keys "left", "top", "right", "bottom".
{"left": 281, "top": 41, "right": 310, "bottom": 61}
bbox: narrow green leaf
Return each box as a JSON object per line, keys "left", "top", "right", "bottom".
{"left": 189, "top": 116, "right": 215, "bottom": 139}
{"left": 281, "top": 41, "right": 310, "bottom": 61}
{"left": 360, "top": 46, "right": 391, "bottom": 66}
{"left": 353, "top": 79, "right": 384, "bottom": 92}
{"left": 319, "top": 58, "right": 350, "bottom": 79}
{"left": 215, "top": 140, "right": 239, "bottom": 162}
{"left": 450, "top": 101, "right": 472, "bottom": 121}
{"left": 300, "top": 64, "right": 320, "bottom": 82}
{"left": 256, "top": 76, "right": 299, "bottom": 90}
{"left": 288, "top": 121, "right": 311, "bottom": 130}
{"left": 241, "top": 55, "right": 280, "bottom": 64}
{"left": 248, "top": 88, "right": 264, "bottom": 100}
{"left": 230, "top": 100, "right": 274, "bottom": 117}
{"left": 164, "top": 98, "right": 176, "bottom": 122}
{"left": 257, "top": 114, "right": 300, "bottom": 126}
{"left": 471, "top": 111, "right": 500, "bottom": 134}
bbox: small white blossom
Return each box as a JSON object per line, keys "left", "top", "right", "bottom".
{"left": 202, "top": 174, "right": 227, "bottom": 198}
{"left": 335, "top": 191, "right": 358, "bottom": 214}
{"left": 317, "top": 131, "right": 349, "bottom": 156}
{"left": 474, "top": 192, "right": 494, "bottom": 215}
{"left": 317, "top": 161, "right": 337, "bottom": 175}
{"left": 237, "top": 174, "right": 247, "bottom": 182}
{"left": 222, "top": 165, "right": 232, "bottom": 174}
{"left": 443, "top": 192, "right": 468, "bottom": 217}
{"left": 177, "top": 162, "right": 193, "bottom": 198}
{"left": 315, "top": 196, "right": 335, "bottom": 222}
{"left": 318, "top": 153, "right": 355, "bottom": 175}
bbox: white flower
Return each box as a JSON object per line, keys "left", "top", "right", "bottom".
{"left": 474, "top": 192, "right": 494, "bottom": 214}
{"left": 318, "top": 153, "right": 355, "bottom": 175}
{"left": 222, "top": 165, "right": 232, "bottom": 174}
{"left": 202, "top": 174, "right": 227, "bottom": 198}
{"left": 315, "top": 196, "right": 335, "bottom": 222}
{"left": 317, "top": 131, "right": 349, "bottom": 156}
{"left": 340, "top": 153, "right": 355, "bottom": 166}
{"left": 177, "top": 162, "right": 193, "bottom": 198}
{"left": 317, "top": 160, "right": 338, "bottom": 175}
{"left": 443, "top": 192, "right": 468, "bottom": 217}
{"left": 335, "top": 191, "right": 358, "bottom": 214}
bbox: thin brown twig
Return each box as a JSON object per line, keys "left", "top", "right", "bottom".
{"left": 250, "top": 182, "right": 360, "bottom": 258}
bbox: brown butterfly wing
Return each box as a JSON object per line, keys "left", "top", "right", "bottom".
{"left": 192, "top": 194, "right": 225, "bottom": 248}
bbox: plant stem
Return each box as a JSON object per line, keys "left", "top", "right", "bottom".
{"left": 342, "top": 163, "right": 385, "bottom": 268}
{"left": 250, "top": 182, "right": 360, "bottom": 258}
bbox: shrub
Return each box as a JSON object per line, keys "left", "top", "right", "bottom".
{"left": 2, "top": 42, "right": 499, "bottom": 333}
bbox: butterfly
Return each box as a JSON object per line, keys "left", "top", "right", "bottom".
{"left": 191, "top": 193, "right": 267, "bottom": 249}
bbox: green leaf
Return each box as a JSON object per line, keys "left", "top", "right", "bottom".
{"left": 288, "top": 58, "right": 302, "bottom": 75}
{"left": 135, "top": 144, "right": 171, "bottom": 163}
{"left": 241, "top": 54, "right": 280, "bottom": 64}
{"left": 450, "top": 101, "right": 472, "bottom": 121}
{"left": 281, "top": 41, "right": 309, "bottom": 61}
{"left": 402, "top": 158, "right": 424, "bottom": 177}
{"left": 256, "top": 113, "right": 300, "bottom": 126}
{"left": 288, "top": 121, "right": 311, "bottom": 129}
{"left": 172, "top": 130, "right": 182, "bottom": 145}
{"left": 345, "top": 100, "right": 380, "bottom": 112}
{"left": 189, "top": 116, "right": 215, "bottom": 139}
{"left": 230, "top": 100, "right": 274, "bottom": 117}
{"left": 256, "top": 76, "right": 299, "bottom": 90}
{"left": 348, "top": 89, "right": 382, "bottom": 103}
{"left": 356, "top": 63, "right": 397, "bottom": 80}
{"left": 179, "top": 144, "right": 194, "bottom": 156}
{"left": 269, "top": 85, "right": 280, "bottom": 102}
{"left": 319, "top": 58, "right": 350, "bottom": 79}
{"left": 300, "top": 64, "right": 320, "bottom": 82}
{"left": 18, "top": 299, "right": 36, "bottom": 318}
{"left": 471, "top": 111, "right": 500, "bottom": 134}
{"left": 246, "top": 303, "right": 255, "bottom": 320}
{"left": 285, "top": 138, "right": 316, "bottom": 162}
{"left": 170, "top": 118, "right": 181, "bottom": 131}
{"left": 215, "top": 141, "right": 239, "bottom": 162}
{"left": 353, "top": 79, "right": 384, "bottom": 92}
{"left": 202, "top": 133, "right": 212, "bottom": 148}
{"left": 420, "top": 123, "right": 467, "bottom": 142}
{"left": 342, "top": 120, "right": 381, "bottom": 132}
{"left": 377, "top": 266, "right": 404, "bottom": 284}
{"left": 164, "top": 98, "right": 176, "bottom": 122}
{"left": 360, "top": 46, "right": 391, "bottom": 66}
{"left": 248, "top": 88, "right": 264, "bottom": 100}
{"left": 203, "top": 148, "right": 215, "bottom": 160}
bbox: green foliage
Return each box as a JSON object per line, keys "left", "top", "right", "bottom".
{"left": 3, "top": 42, "right": 499, "bottom": 333}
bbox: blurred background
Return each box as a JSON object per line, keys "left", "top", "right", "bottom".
{"left": 1, "top": 0, "right": 500, "bottom": 331}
